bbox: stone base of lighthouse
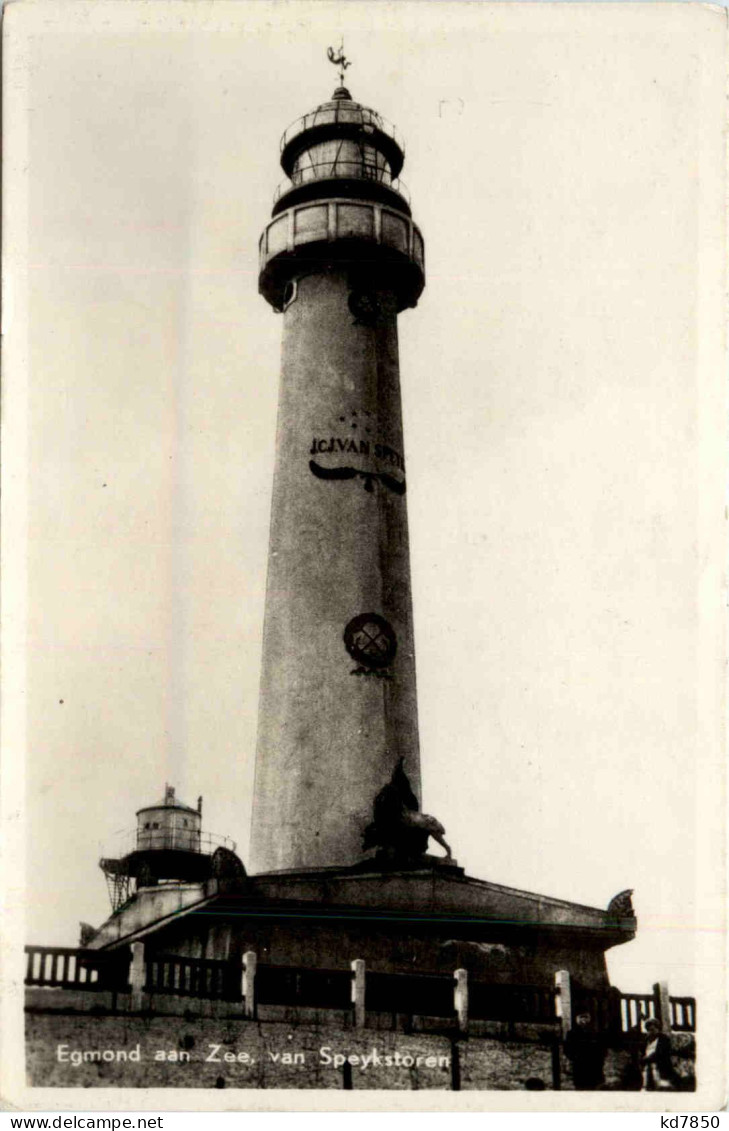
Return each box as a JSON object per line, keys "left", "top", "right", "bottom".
{"left": 87, "top": 860, "right": 635, "bottom": 996}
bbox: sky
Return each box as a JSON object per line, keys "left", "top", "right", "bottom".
{"left": 4, "top": 1, "right": 725, "bottom": 1011}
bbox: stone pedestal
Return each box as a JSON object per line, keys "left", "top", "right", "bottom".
{"left": 89, "top": 863, "right": 636, "bottom": 993}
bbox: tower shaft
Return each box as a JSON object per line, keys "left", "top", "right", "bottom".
{"left": 251, "top": 270, "right": 420, "bottom": 872}
{"left": 252, "top": 88, "right": 425, "bottom": 874}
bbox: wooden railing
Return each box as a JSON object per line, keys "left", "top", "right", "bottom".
{"left": 670, "top": 996, "right": 696, "bottom": 1032}
{"left": 25, "top": 946, "right": 129, "bottom": 992}
{"left": 144, "top": 954, "right": 239, "bottom": 1001}
{"left": 366, "top": 971, "right": 455, "bottom": 1018}
{"left": 470, "top": 982, "right": 556, "bottom": 1024}
{"left": 25, "top": 945, "right": 696, "bottom": 1037}
{"left": 617, "top": 991, "right": 660, "bottom": 1032}
{"left": 256, "top": 964, "right": 351, "bottom": 1011}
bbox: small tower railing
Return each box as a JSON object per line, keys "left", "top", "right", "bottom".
{"left": 104, "top": 828, "right": 237, "bottom": 859}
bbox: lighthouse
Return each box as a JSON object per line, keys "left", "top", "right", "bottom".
{"left": 252, "top": 70, "right": 427, "bottom": 873}
{"left": 85, "top": 61, "right": 635, "bottom": 1001}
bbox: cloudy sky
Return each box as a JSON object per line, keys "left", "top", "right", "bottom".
{"left": 4, "top": 0, "right": 725, "bottom": 1014}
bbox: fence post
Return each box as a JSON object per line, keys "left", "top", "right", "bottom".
{"left": 450, "top": 1037, "right": 462, "bottom": 1091}
{"left": 351, "top": 959, "right": 366, "bottom": 1029}
{"left": 550, "top": 1037, "right": 562, "bottom": 1090}
{"left": 454, "top": 968, "right": 469, "bottom": 1034}
{"left": 554, "top": 970, "right": 572, "bottom": 1038}
{"left": 129, "top": 942, "right": 145, "bottom": 1011}
{"left": 242, "top": 951, "right": 257, "bottom": 1019}
{"left": 654, "top": 981, "right": 671, "bottom": 1031}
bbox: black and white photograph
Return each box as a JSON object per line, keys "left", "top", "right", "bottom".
{"left": 1, "top": 0, "right": 726, "bottom": 1112}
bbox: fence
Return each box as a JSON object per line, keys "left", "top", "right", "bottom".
{"left": 670, "top": 997, "right": 696, "bottom": 1032}
{"left": 366, "top": 971, "right": 455, "bottom": 1018}
{"left": 144, "top": 954, "right": 238, "bottom": 1001}
{"left": 470, "top": 982, "right": 556, "bottom": 1025}
{"left": 256, "top": 964, "right": 352, "bottom": 1010}
{"left": 617, "top": 991, "right": 661, "bottom": 1032}
{"left": 25, "top": 946, "right": 130, "bottom": 993}
{"left": 25, "top": 944, "right": 695, "bottom": 1039}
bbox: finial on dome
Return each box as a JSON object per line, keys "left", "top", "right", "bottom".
{"left": 327, "top": 40, "right": 352, "bottom": 88}
{"left": 332, "top": 86, "right": 352, "bottom": 101}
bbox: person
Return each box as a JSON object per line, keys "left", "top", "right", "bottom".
{"left": 564, "top": 1011, "right": 607, "bottom": 1090}
{"left": 641, "top": 1018, "right": 676, "bottom": 1090}
{"left": 620, "top": 1018, "right": 646, "bottom": 1091}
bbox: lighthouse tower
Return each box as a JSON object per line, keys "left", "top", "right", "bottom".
{"left": 252, "top": 73, "right": 426, "bottom": 873}
{"left": 85, "top": 63, "right": 635, "bottom": 994}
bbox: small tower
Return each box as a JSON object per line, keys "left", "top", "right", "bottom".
{"left": 252, "top": 67, "right": 426, "bottom": 874}
{"left": 99, "top": 785, "right": 239, "bottom": 911}
{"left": 135, "top": 784, "right": 201, "bottom": 853}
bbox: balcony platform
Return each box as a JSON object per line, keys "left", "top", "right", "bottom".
{"left": 259, "top": 197, "right": 425, "bottom": 312}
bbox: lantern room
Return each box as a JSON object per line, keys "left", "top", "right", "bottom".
{"left": 272, "top": 86, "right": 410, "bottom": 218}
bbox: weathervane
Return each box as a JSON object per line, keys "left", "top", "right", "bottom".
{"left": 327, "top": 41, "right": 352, "bottom": 86}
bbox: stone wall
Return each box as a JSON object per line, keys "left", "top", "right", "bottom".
{"left": 27, "top": 1011, "right": 559, "bottom": 1091}
{"left": 146, "top": 914, "right": 611, "bottom": 988}
{"left": 26, "top": 1008, "right": 695, "bottom": 1092}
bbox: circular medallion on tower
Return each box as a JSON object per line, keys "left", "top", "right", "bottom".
{"left": 344, "top": 613, "right": 397, "bottom": 669}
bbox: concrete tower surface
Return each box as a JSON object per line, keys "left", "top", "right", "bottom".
{"left": 252, "top": 85, "right": 426, "bottom": 873}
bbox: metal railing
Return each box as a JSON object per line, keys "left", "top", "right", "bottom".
{"left": 280, "top": 104, "right": 404, "bottom": 155}
{"left": 103, "top": 827, "right": 237, "bottom": 859}
{"left": 273, "top": 163, "right": 410, "bottom": 206}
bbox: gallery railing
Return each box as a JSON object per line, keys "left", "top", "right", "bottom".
{"left": 273, "top": 164, "right": 410, "bottom": 206}
{"left": 280, "top": 105, "right": 404, "bottom": 156}
{"left": 104, "top": 828, "right": 237, "bottom": 857}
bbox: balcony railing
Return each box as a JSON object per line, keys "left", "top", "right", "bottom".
{"left": 103, "top": 827, "right": 237, "bottom": 859}
{"left": 273, "top": 162, "right": 410, "bottom": 206}
{"left": 280, "top": 104, "right": 404, "bottom": 155}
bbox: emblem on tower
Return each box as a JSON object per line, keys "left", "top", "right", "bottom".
{"left": 344, "top": 613, "right": 398, "bottom": 673}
